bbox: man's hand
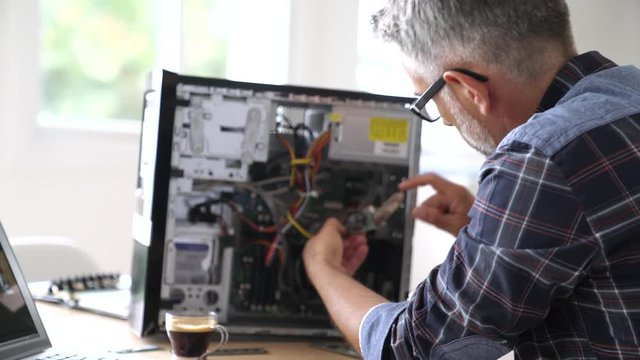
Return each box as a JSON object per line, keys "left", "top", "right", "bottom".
{"left": 399, "top": 172, "right": 475, "bottom": 236}
{"left": 303, "top": 218, "right": 368, "bottom": 277}
{"left": 302, "top": 218, "right": 385, "bottom": 355}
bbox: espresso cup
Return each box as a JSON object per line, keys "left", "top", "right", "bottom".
{"left": 165, "top": 311, "right": 229, "bottom": 360}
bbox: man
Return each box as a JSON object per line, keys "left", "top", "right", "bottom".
{"left": 302, "top": 0, "right": 640, "bottom": 359}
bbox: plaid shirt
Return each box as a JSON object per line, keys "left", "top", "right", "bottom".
{"left": 360, "top": 52, "right": 640, "bottom": 359}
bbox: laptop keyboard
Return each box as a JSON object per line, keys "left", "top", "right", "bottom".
{"left": 35, "top": 351, "right": 118, "bottom": 360}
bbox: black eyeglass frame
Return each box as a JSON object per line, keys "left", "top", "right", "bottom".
{"left": 410, "top": 68, "right": 489, "bottom": 122}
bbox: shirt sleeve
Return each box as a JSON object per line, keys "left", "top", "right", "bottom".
{"left": 361, "top": 143, "right": 600, "bottom": 359}
{"left": 360, "top": 302, "right": 409, "bottom": 359}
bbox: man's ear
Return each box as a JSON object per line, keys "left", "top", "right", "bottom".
{"left": 442, "top": 71, "right": 490, "bottom": 115}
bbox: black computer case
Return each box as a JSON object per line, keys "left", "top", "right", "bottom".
{"left": 129, "top": 69, "right": 420, "bottom": 337}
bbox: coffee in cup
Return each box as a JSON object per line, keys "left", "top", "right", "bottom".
{"left": 165, "top": 311, "right": 228, "bottom": 359}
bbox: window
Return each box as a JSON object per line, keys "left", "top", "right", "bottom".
{"left": 40, "top": 1, "right": 159, "bottom": 124}
{"left": 39, "top": 0, "right": 289, "bottom": 128}
{"left": 356, "top": 0, "right": 413, "bottom": 97}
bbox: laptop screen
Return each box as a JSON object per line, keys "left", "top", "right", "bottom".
{"left": 0, "top": 244, "right": 38, "bottom": 344}
{"left": 0, "top": 223, "right": 51, "bottom": 360}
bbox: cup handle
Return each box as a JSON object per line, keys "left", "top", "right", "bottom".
{"left": 198, "top": 325, "right": 229, "bottom": 360}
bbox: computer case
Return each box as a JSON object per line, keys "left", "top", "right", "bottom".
{"left": 129, "top": 69, "right": 420, "bottom": 337}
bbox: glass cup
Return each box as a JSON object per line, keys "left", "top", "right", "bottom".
{"left": 165, "top": 311, "right": 229, "bottom": 360}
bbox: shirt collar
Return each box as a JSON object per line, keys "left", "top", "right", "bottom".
{"left": 536, "top": 51, "right": 618, "bottom": 112}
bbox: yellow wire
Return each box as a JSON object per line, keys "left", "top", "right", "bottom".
{"left": 286, "top": 212, "right": 313, "bottom": 239}
{"left": 290, "top": 158, "right": 312, "bottom": 166}
{"left": 277, "top": 134, "right": 297, "bottom": 187}
{"left": 289, "top": 158, "right": 312, "bottom": 186}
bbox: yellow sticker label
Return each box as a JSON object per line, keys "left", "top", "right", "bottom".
{"left": 368, "top": 117, "right": 409, "bottom": 144}
{"left": 328, "top": 112, "right": 343, "bottom": 123}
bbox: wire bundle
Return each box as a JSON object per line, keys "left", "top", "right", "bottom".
{"left": 265, "top": 130, "right": 331, "bottom": 266}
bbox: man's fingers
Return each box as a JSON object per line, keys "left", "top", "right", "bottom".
{"left": 398, "top": 172, "right": 454, "bottom": 192}
{"left": 343, "top": 234, "right": 367, "bottom": 259}
{"left": 343, "top": 240, "right": 356, "bottom": 259}
{"left": 352, "top": 245, "right": 368, "bottom": 267}
{"left": 412, "top": 196, "right": 449, "bottom": 222}
{"left": 415, "top": 207, "right": 468, "bottom": 236}
{"left": 343, "top": 244, "right": 369, "bottom": 276}
{"left": 423, "top": 193, "right": 450, "bottom": 213}
{"left": 412, "top": 205, "right": 437, "bottom": 222}
{"left": 349, "top": 233, "right": 367, "bottom": 246}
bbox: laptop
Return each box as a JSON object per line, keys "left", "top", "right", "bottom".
{"left": 0, "top": 222, "right": 118, "bottom": 360}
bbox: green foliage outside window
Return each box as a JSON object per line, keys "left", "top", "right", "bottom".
{"left": 40, "top": 0, "right": 230, "bottom": 122}
{"left": 41, "top": 0, "right": 157, "bottom": 121}
{"left": 182, "top": 0, "right": 230, "bottom": 78}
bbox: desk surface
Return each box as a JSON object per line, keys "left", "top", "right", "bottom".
{"left": 36, "top": 302, "right": 356, "bottom": 359}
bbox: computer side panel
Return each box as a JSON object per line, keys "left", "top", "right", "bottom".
{"left": 129, "top": 70, "right": 179, "bottom": 336}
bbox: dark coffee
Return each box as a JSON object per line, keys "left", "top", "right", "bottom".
{"left": 168, "top": 329, "right": 214, "bottom": 357}
{"left": 165, "top": 312, "right": 222, "bottom": 358}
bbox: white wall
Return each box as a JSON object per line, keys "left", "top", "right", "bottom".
{"left": 0, "top": 0, "right": 38, "bottom": 171}
{"left": 0, "top": 1, "right": 140, "bottom": 274}
{"left": 0, "top": 2, "right": 6, "bottom": 168}
{"left": 568, "top": 0, "right": 640, "bottom": 67}
{"left": 288, "top": 1, "right": 360, "bottom": 90}
{"left": 0, "top": 0, "right": 639, "bottom": 280}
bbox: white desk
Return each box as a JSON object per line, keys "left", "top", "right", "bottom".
{"left": 36, "top": 302, "right": 354, "bottom": 359}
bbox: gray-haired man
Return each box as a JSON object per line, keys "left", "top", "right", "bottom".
{"left": 303, "top": 0, "right": 640, "bottom": 359}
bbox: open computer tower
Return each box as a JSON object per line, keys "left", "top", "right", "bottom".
{"left": 129, "top": 69, "right": 421, "bottom": 337}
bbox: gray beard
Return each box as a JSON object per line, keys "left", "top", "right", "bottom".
{"left": 445, "top": 94, "right": 497, "bottom": 157}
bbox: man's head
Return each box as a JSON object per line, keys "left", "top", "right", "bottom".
{"left": 373, "top": 0, "right": 577, "bottom": 155}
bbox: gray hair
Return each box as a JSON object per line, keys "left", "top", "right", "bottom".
{"left": 372, "top": 0, "right": 576, "bottom": 81}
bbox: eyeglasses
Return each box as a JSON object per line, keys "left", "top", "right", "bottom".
{"left": 410, "top": 68, "right": 489, "bottom": 122}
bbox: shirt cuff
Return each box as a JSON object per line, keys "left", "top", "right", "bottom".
{"left": 359, "top": 302, "right": 409, "bottom": 359}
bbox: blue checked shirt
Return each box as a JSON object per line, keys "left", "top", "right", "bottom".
{"left": 360, "top": 52, "right": 640, "bottom": 359}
